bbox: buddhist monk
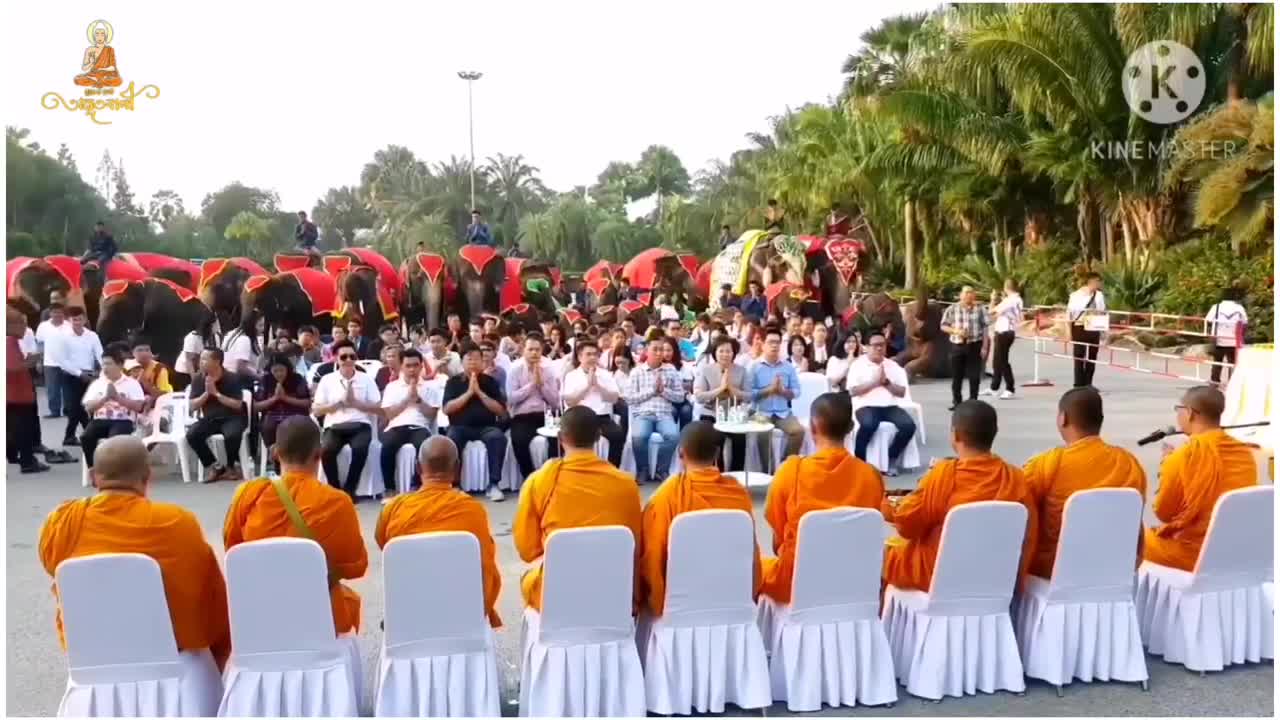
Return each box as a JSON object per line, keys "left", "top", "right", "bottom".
{"left": 1143, "top": 385, "right": 1257, "bottom": 571}
{"left": 224, "top": 416, "right": 368, "bottom": 635}
{"left": 75, "top": 24, "right": 123, "bottom": 88}
{"left": 883, "top": 400, "right": 1038, "bottom": 592}
{"left": 761, "top": 392, "right": 885, "bottom": 604}
{"left": 1023, "top": 387, "right": 1146, "bottom": 579}
{"left": 39, "top": 436, "right": 231, "bottom": 668}
{"left": 514, "top": 405, "right": 643, "bottom": 612}
{"left": 375, "top": 436, "right": 502, "bottom": 628}
{"left": 640, "top": 421, "right": 762, "bottom": 616}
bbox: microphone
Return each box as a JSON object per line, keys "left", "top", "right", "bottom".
{"left": 1137, "top": 426, "right": 1178, "bottom": 446}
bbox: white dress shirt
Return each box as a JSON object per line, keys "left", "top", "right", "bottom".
{"left": 561, "top": 365, "right": 620, "bottom": 415}
{"left": 847, "top": 356, "right": 909, "bottom": 407}
{"left": 380, "top": 377, "right": 437, "bottom": 429}
{"left": 83, "top": 375, "right": 145, "bottom": 421}
{"left": 51, "top": 328, "right": 103, "bottom": 374}
{"left": 35, "top": 320, "right": 70, "bottom": 361}
{"left": 174, "top": 331, "right": 205, "bottom": 375}
{"left": 1205, "top": 300, "right": 1248, "bottom": 348}
{"left": 1067, "top": 288, "right": 1107, "bottom": 323}
{"left": 825, "top": 355, "right": 853, "bottom": 390}
{"left": 314, "top": 369, "right": 382, "bottom": 427}
{"left": 993, "top": 293, "right": 1024, "bottom": 333}
{"left": 220, "top": 329, "right": 258, "bottom": 373}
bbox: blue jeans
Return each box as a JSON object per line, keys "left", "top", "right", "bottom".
{"left": 630, "top": 414, "right": 679, "bottom": 483}
{"left": 43, "top": 366, "right": 63, "bottom": 416}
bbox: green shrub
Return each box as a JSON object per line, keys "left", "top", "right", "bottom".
{"left": 1100, "top": 253, "right": 1164, "bottom": 311}
{"left": 865, "top": 255, "right": 906, "bottom": 291}
{"left": 1157, "top": 238, "right": 1274, "bottom": 342}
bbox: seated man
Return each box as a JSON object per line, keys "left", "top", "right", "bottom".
{"left": 883, "top": 400, "right": 1038, "bottom": 592}
{"left": 1143, "top": 385, "right": 1257, "bottom": 571}
{"left": 375, "top": 436, "right": 501, "bottom": 628}
{"left": 514, "top": 405, "right": 643, "bottom": 612}
{"left": 641, "top": 421, "right": 761, "bottom": 616}
{"left": 185, "top": 348, "right": 247, "bottom": 483}
{"left": 425, "top": 327, "right": 464, "bottom": 378}
{"left": 443, "top": 344, "right": 509, "bottom": 501}
{"left": 561, "top": 339, "right": 627, "bottom": 467}
{"left": 80, "top": 347, "right": 148, "bottom": 471}
{"left": 847, "top": 332, "right": 916, "bottom": 474}
{"left": 506, "top": 335, "right": 561, "bottom": 479}
{"left": 379, "top": 348, "right": 437, "bottom": 489}
{"left": 1023, "top": 387, "right": 1146, "bottom": 579}
{"left": 374, "top": 345, "right": 401, "bottom": 392}
{"left": 225, "top": 416, "right": 368, "bottom": 636}
{"left": 748, "top": 327, "right": 807, "bottom": 469}
{"left": 761, "top": 393, "right": 884, "bottom": 604}
{"left": 41, "top": 436, "right": 231, "bottom": 668}
{"left": 312, "top": 340, "right": 382, "bottom": 499}
{"left": 624, "top": 337, "right": 686, "bottom": 484}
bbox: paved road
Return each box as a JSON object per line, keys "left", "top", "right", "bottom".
{"left": 7, "top": 343, "right": 1273, "bottom": 716}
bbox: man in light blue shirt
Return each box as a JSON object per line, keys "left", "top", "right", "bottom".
{"left": 748, "top": 326, "right": 806, "bottom": 469}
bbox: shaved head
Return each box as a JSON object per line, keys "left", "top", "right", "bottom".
{"left": 1058, "top": 387, "right": 1104, "bottom": 436}
{"left": 810, "top": 392, "right": 854, "bottom": 440}
{"left": 559, "top": 406, "right": 600, "bottom": 449}
{"left": 418, "top": 436, "right": 459, "bottom": 479}
{"left": 952, "top": 400, "right": 998, "bottom": 452}
{"left": 93, "top": 436, "right": 151, "bottom": 490}
{"left": 679, "top": 421, "right": 722, "bottom": 466}
{"left": 1183, "top": 385, "right": 1225, "bottom": 425}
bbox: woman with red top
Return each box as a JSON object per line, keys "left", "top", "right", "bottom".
{"left": 7, "top": 307, "right": 49, "bottom": 473}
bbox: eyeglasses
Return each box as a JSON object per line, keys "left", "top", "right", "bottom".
{"left": 868, "top": 341, "right": 886, "bottom": 348}
{"left": 338, "top": 353, "right": 357, "bottom": 361}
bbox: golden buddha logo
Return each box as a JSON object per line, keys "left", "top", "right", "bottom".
{"left": 40, "top": 19, "right": 160, "bottom": 125}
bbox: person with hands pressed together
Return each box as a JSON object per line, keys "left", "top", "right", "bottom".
{"left": 507, "top": 335, "right": 562, "bottom": 479}
{"left": 560, "top": 339, "right": 626, "bottom": 466}
{"left": 185, "top": 348, "right": 247, "bottom": 483}
{"left": 624, "top": 337, "right": 687, "bottom": 484}
{"left": 847, "top": 332, "right": 916, "bottom": 473}
{"left": 378, "top": 348, "right": 438, "bottom": 490}
{"left": 693, "top": 336, "right": 750, "bottom": 471}
{"left": 312, "top": 339, "right": 382, "bottom": 499}
{"left": 443, "top": 344, "right": 509, "bottom": 502}
{"left": 748, "top": 326, "right": 806, "bottom": 469}
{"left": 80, "top": 348, "right": 148, "bottom": 470}
{"left": 256, "top": 354, "right": 312, "bottom": 475}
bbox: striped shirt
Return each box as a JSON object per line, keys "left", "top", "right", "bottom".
{"left": 624, "top": 363, "right": 686, "bottom": 417}
{"left": 941, "top": 303, "right": 989, "bottom": 344}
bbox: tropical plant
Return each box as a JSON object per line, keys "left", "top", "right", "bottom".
{"left": 484, "top": 153, "right": 550, "bottom": 248}
{"left": 223, "top": 211, "right": 275, "bottom": 260}
{"left": 1097, "top": 253, "right": 1164, "bottom": 310}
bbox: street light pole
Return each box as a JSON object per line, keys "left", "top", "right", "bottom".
{"left": 457, "top": 71, "right": 483, "bottom": 211}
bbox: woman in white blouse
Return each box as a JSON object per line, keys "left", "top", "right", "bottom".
{"left": 825, "top": 333, "right": 862, "bottom": 391}
{"left": 984, "top": 279, "right": 1023, "bottom": 399}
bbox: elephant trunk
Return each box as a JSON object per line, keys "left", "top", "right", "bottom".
{"left": 423, "top": 279, "right": 444, "bottom": 333}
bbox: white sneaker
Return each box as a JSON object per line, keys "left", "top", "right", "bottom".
{"left": 486, "top": 485, "right": 505, "bottom": 502}
{"left": 979, "top": 388, "right": 995, "bottom": 397}
{"left": 999, "top": 390, "right": 1015, "bottom": 400}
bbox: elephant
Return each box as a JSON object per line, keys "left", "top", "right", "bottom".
{"left": 505, "top": 258, "right": 558, "bottom": 317}
{"left": 895, "top": 284, "right": 950, "bottom": 379}
{"left": 763, "top": 282, "right": 814, "bottom": 318}
{"left": 74, "top": 257, "right": 151, "bottom": 328}
{"left": 97, "top": 278, "right": 213, "bottom": 370}
{"left": 328, "top": 257, "right": 392, "bottom": 345}
{"left": 117, "top": 253, "right": 201, "bottom": 291}
{"left": 199, "top": 258, "right": 269, "bottom": 333}
{"left": 583, "top": 276, "right": 619, "bottom": 315}
{"left": 456, "top": 245, "right": 507, "bottom": 321}
{"left": 6, "top": 258, "right": 73, "bottom": 329}
{"left": 815, "top": 237, "right": 870, "bottom": 319}
{"left": 499, "top": 303, "right": 542, "bottom": 335}
{"left": 402, "top": 253, "right": 457, "bottom": 333}
{"left": 554, "top": 272, "right": 585, "bottom": 311}
{"left": 240, "top": 267, "right": 337, "bottom": 341}
{"left": 844, "top": 291, "right": 906, "bottom": 343}
{"left": 274, "top": 252, "right": 323, "bottom": 272}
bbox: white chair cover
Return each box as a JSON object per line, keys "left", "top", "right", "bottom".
{"left": 459, "top": 438, "right": 505, "bottom": 493}
{"left": 141, "top": 392, "right": 193, "bottom": 483}
{"left": 847, "top": 395, "right": 922, "bottom": 474}
{"left": 376, "top": 533, "right": 501, "bottom": 717}
{"left": 1014, "top": 488, "right": 1148, "bottom": 689}
{"left": 317, "top": 436, "right": 386, "bottom": 498}
{"left": 883, "top": 501, "right": 1028, "bottom": 700}
{"left": 1136, "top": 485, "right": 1275, "bottom": 672}
{"left": 391, "top": 444, "right": 416, "bottom": 495}
{"left": 501, "top": 435, "right": 549, "bottom": 492}
{"left": 219, "top": 538, "right": 360, "bottom": 717}
{"left": 519, "top": 526, "right": 644, "bottom": 717}
{"left": 56, "top": 554, "right": 222, "bottom": 717}
{"left": 744, "top": 429, "right": 787, "bottom": 474}
{"left": 756, "top": 508, "right": 897, "bottom": 711}
{"left": 638, "top": 510, "right": 770, "bottom": 714}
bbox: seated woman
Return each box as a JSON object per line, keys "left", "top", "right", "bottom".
{"left": 256, "top": 353, "right": 312, "bottom": 474}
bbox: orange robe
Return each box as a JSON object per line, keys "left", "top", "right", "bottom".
{"left": 640, "top": 466, "right": 762, "bottom": 616}
{"left": 1143, "top": 430, "right": 1257, "bottom": 571}
{"left": 375, "top": 484, "right": 502, "bottom": 628}
{"left": 75, "top": 46, "right": 122, "bottom": 87}
{"left": 1023, "top": 436, "right": 1147, "bottom": 579}
{"left": 224, "top": 472, "right": 368, "bottom": 634}
{"left": 883, "top": 455, "right": 1038, "bottom": 592}
{"left": 39, "top": 494, "right": 231, "bottom": 668}
{"left": 513, "top": 453, "right": 643, "bottom": 611}
{"left": 761, "top": 447, "right": 885, "bottom": 603}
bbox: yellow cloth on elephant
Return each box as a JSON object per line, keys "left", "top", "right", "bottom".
{"left": 709, "top": 230, "right": 769, "bottom": 303}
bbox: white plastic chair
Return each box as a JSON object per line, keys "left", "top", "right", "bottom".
{"left": 638, "top": 510, "right": 771, "bottom": 714}
{"left": 757, "top": 508, "right": 897, "bottom": 711}
{"left": 847, "top": 394, "right": 922, "bottom": 474}
{"left": 56, "top": 554, "right": 222, "bottom": 717}
{"left": 519, "top": 526, "right": 645, "bottom": 717}
{"left": 1014, "top": 488, "right": 1148, "bottom": 694}
{"left": 1135, "top": 485, "right": 1275, "bottom": 673}
{"left": 456, "top": 434, "right": 507, "bottom": 493}
{"left": 198, "top": 390, "right": 253, "bottom": 478}
{"left": 376, "top": 533, "right": 501, "bottom": 717}
{"left": 141, "top": 392, "right": 193, "bottom": 484}
{"left": 219, "top": 538, "right": 361, "bottom": 717}
{"left": 357, "top": 359, "right": 383, "bottom": 378}
{"left": 883, "top": 501, "right": 1029, "bottom": 700}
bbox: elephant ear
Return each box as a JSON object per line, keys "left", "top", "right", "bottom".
{"left": 416, "top": 253, "right": 447, "bottom": 282}
{"left": 244, "top": 275, "right": 272, "bottom": 294}
{"left": 458, "top": 245, "right": 500, "bottom": 276}
{"left": 102, "top": 279, "right": 137, "bottom": 300}
{"left": 323, "top": 255, "right": 354, "bottom": 276}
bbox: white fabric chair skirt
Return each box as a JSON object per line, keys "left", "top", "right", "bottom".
{"left": 1014, "top": 576, "right": 1148, "bottom": 688}
{"left": 637, "top": 614, "right": 771, "bottom": 715}
{"left": 756, "top": 597, "right": 897, "bottom": 711}
{"left": 317, "top": 441, "right": 386, "bottom": 498}
{"left": 501, "top": 435, "right": 549, "bottom": 492}
{"left": 218, "top": 634, "right": 361, "bottom": 717}
{"left": 1135, "top": 562, "right": 1275, "bottom": 672}
{"left": 390, "top": 444, "right": 416, "bottom": 495}
{"left": 375, "top": 627, "right": 502, "bottom": 717}
{"left": 845, "top": 419, "right": 922, "bottom": 474}
{"left": 883, "top": 588, "right": 1025, "bottom": 700}
{"left": 519, "top": 608, "right": 645, "bottom": 717}
{"left": 59, "top": 649, "right": 222, "bottom": 718}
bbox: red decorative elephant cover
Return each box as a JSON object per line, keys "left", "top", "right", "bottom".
{"left": 344, "top": 247, "right": 402, "bottom": 295}
{"left": 622, "top": 247, "right": 674, "bottom": 291}
{"left": 458, "top": 245, "right": 501, "bottom": 276}
{"left": 584, "top": 260, "right": 616, "bottom": 287}
{"left": 325, "top": 256, "right": 398, "bottom": 321}
{"left": 117, "top": 253, "right": 202, "bottom": 290}
{"left": 6, "top": 257, "right": 42, "bottom": 298}
{"left": 764, "top": 281, "right": 810, "bottom": 313}
{"left": 246, "top": 268, "right": 337, "bottom": 317}
{"left": 104, "top": 277, "right": 199, "bottom": 303}
{"left": 200, "top": 258, "right": 269, "bottom": 293}
{"left": 825, "top": 239, "right": 865, "bottom": 284}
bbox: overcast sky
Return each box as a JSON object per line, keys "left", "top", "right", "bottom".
{"left": 5, "top": 0, "right": 936, "bottom": 213}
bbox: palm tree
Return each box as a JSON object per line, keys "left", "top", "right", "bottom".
{"left": 633, "top": 145, "right": 691, "bottom": 217}
{"left": 483, "top": 153, "right": 549, "bottom": 248}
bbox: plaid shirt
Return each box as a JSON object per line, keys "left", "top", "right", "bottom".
{"left": 624, "top": 363, "right": 686, "bottom": 417}
{"left": 942, "top": 302, "right": 989, "bottom": 344}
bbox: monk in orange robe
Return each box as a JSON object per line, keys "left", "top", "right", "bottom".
{"left": 1144, "top": 385, "right": 1257, "bottom": 571}
{"left": 762, "top": 393, "right": 885, "bottom": 604}
{"left": 1023, "top": 387, "right": 1147, "bottom": 579}
{"left": 883, "top": 400, "right": 1038, "bottom": 592}
{"left": 39, "top": 436, "right": 231, "bottom": 668}
{"left": 641, "top": 421, "right": 762, "bottom": 616}
{"left": 376, "top": 436, "right": 502, "bottom": 628}
{"left": 75, "top": 26, "right": 122, "bottom": 88}
{"left": 514, "top": 405, "right": 643, "bottom": 612}
{"left": 224, "top": 416, "right": 369, "bottom": 635}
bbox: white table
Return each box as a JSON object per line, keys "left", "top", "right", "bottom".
{"left": 715, "top": 420, "right": 776, "bottom": 488}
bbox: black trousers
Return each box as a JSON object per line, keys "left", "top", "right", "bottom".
{"left": 322, "top": 422, "right": 372, "bottom": 495}
{"left": 510, "top": 412, "right": 559, "bottom": 478}
{"left": 446, "top": 425, "right": 506, "bottom": 488}
{"left": 7, "top": 403, "right": 39, "bottom": 465}
{"left": 990, "top": 331, "right": 1016, "bottom": 392}
{"left": 60, "top": 370, "right": 91, "bottom": 443}
{"left": 853, "top": 406, "right": 916, "bottom": 464}
{"left": 380, "top": 425, "right": 432, "bottom": 489}
{"left": 699, "top": 414, "right": 745, "bottom": 472}
{"left": 1070, "top": 326, "right": 1100, "bottom": 387}
{"left": 596, "top": 413, "right": 628, "bottom": 467}
{"left": 186, "top": 415, "right": 248, "bottom": 468}
{"left": 614, "top": 400, "right": 630, "bottom": 439}
{"left": 82, "top": 419, "right": 136, "bottom": 467}
{"left": 949, "top": 342, "right": 983, "bottom": 405}
{"left": 1211, "top": 345, "right": 1238, "bottom": 384}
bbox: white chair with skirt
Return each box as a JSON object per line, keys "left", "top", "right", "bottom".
{"left": 219, "top": 538, "right": 361, "bottom": 717}
{"left": 376, "top": 533, "right": 501, "bottom": 717}
{"left": 883, "top": 501, "right": 1028, "bottom": 700}
{"left": 55, "top": 554, "right": 222, "bottom": 717}
{"left": 793, "top": 371, "right": 829, "bottom": 454}
{"left": 501, "top": 434, "right": 550, "bottom": 492}
{"left": 757, "top": 507, "right": 897, "bottom": 711}
{"left": 846, "top": 394, "right": 922, "bottom": 474}
{"left": 1014, "top": 488, "right": 1148, "bottom": 694}
{"left": 519, "top": 526, "right": 645, "bottom": 717}
{"left": 1135, "top": 485, "right": 1275, "bottom": 673}
{"left": 638, "top": 510, "right": 771, "bottom": 714}
{"left": 389, "top": 444, "right": 418, "bottom": 495}
{"left": 316, "top": 423, "right": 386, "bottom": 499}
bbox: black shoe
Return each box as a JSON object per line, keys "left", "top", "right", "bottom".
{"left": 948, "top": 404, "right": 958, "bottom": 411}
{"left": 44, "top": 450, "right": 75, "bottom": 464}
{"left": 34, "top": 444, "right": 50, "bottom": 453}
{"left": 42, "top": 414, "right": 61, "bottom": 419}
{"left": 21, "top": 462, "right": 51, "bottom": 474}
{"left": 63, "top": 437, "right": 80, "bottom": 448}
